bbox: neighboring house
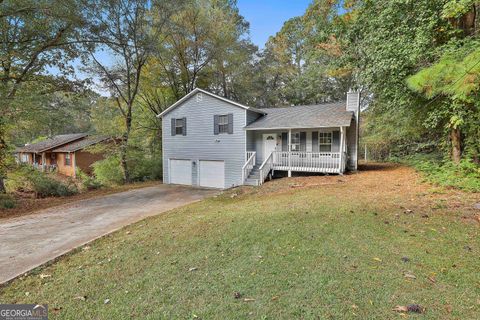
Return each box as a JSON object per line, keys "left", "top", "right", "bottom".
{"left": 158, "top": 88, "right": 360, "bottom": 189}
{"left": 16, "top": 134, "right": 109, "bottom": 177}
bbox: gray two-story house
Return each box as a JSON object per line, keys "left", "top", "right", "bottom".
{"left": 158, "top": 88, "right": 360, "bottom": 189}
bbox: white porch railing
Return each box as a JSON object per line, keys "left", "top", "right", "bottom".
{"left": 272, "top": 151, "right": 343, "bottom": 173}
{"left": 242, "top": 151, "right": 256, "bottom": 182}
{"left": 259, "top": 152, "right": 274, "bottom": 185}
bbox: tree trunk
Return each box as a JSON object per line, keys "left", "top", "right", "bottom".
{"left": 0, "top": 116, "right": 7, "bottom": 193}
{"left": 451, "top": 127, "right": 462, "bottom": 164}
{"left": 120, "top": 106, "right": 133, "bottom": 183}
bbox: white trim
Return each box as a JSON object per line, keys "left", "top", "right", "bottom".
{"left": 157, "top": 88, "right": 266, "bottom": 118}
{"left": 244, "top": 125, "right": 351, "bottom": 130}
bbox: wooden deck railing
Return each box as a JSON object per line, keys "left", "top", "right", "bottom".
{"left": 272, "top": 151, "right": 343, "bottom": 173}
{"left": 259, "top": 152, "right": 274, "bottom": 185}
{"left": 242, "top": 151, "right": 256, "bottom": 182}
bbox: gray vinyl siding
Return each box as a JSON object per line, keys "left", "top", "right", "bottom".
{"left": 162, "top": 93, "right": 247, "bottom": 188}
{"left": 346, "top": 118, "right": 358, "bottom": 170}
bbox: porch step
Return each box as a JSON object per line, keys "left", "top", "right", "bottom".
{"left": 244, "top": 178, "right": 260, "bottom": 186}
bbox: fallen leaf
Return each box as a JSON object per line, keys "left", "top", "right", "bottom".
{"left": 271, "top": 296, "right": 279, "bottom": 301}
{"left": 74, "top": 296, "right": 87, "bottom": 301}
{"left": 445, "top": 305, "right": 453, "bottom": 313}
{"left": 393, "top": 304, "right": 425, "bottom": 314}
{"left": 427, "top": 276, "right": 436, "bottom": 283}
{"left": 126, "top": 231, "right": 131, "bottom": 235}
{"left": 373, "top": 257, "right": 382, "bottom": 262}
{"left": 404, "top": 273, "right": 416, "bottom": 279}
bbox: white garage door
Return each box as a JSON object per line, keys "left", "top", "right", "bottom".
{"left": 169, "top": 159, "right": 192, "bottom": 185}
{"left": 199, "top": 160, "right": 225, "bottom": 189}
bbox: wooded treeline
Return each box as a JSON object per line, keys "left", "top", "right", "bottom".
{"left": 1, "top": 0, "right": 479, "bottom": 189}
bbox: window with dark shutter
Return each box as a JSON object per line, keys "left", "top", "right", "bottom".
{"left": 214, "top": 114, "right": 233, "bottom": 134}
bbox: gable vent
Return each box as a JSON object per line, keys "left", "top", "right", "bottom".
{"left": 196, "top": 93, "right": 203, "bottom": 102}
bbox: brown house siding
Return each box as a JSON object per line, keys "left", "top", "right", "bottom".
{"left": 75, "top": 151, "right": 104, "bottom": 175}
{"left": 57, "top": 153, "right": 76, "bottom": 177}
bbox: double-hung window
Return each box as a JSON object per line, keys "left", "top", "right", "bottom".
{"left": 290, "top": 132, "right": 301, "bottom": 151}
{"left": 319, "top": 132, "right": 332, "bottom": 152}
{"left": 175, "top": 119, "right": 184, "bottom": 135}
{"left": 65, "top": 153, "right": 71, "bottom": 166}
{"left": 218, "top": 115, "right": 229, "bottom": 134}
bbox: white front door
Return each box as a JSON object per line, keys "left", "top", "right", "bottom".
{"left": 199, "top": 160, "right": 225, "bottom": 189}
{"left": 263, "top": 134, "right": 277, "bottom": 160}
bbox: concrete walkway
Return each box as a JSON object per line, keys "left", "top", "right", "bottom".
{"left": 0, "top": 185, "right": 217, "bottom": 284}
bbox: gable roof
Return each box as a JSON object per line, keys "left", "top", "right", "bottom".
{"left": 15, "top": 133, "right": 88, "bottom": 153}
{"left": 245, "top": 102, "right": 353, "bottom": 130}
{"left": 157, "top": 88, "right": 266, "bottom": 118}
{"left": 52, "top": 136, "right": 110, "bottom": 153}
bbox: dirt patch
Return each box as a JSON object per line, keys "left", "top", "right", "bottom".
{"left": 227, "top": 162, "right": 479, "bottom": 223}
{"left": 0, "top": 180, "right": 162, "bottom": 220}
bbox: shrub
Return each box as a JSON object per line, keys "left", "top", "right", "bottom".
{"left": 0, "top": 194, "right": 15, "bottom": 209}
{"left": 6, "top": 165, "right": 77, "bottom": 198}
{"left": 406, "top": 154, "right": 480, "bottom": 192}
{"left": 76, "top": 169, "right": 103, "bottom": 191}
{"left": 129, "top": 156, "right": 162, "bottom": 181}
{"left": 92, "top": 156, "right": 124, "bottom": 186}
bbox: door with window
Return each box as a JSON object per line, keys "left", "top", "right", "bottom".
{"left": 263, "top": 134, "right": 277, "bottom": 160}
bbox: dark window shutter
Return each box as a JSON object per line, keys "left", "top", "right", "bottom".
{"left": 228, "top": 113, "right": 233, "bottom": 134}
{"left": 332, "top": 131, "right": 340, "bottom": 152}
{"left": 282, "top": 132, "right": 288, "bottom": 151}
{"left": 182, "top": 117, "right": 187, "bottom": 136}
{"left": 214, "top": 115, "right": 219, "bottom": 135}
{"left": 171, "top": 118, "right": 176, "bottom": 136}
{"left": 300, "top": 132, "right": 306, "bottom": 151}
{"left": 312, "top": 131, "right": 319, "bottom": 152}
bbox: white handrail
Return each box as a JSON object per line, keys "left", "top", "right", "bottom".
{"left": 242, "top": 151, "right": 256, "bottom": 182}
{"left": 259, "top": 152, "right": 274, "bottom": 185}
{"left": 272, "top": 151, "right": 342, "bottom": 173}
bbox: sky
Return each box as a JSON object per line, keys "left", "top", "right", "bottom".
{"left": 237, "top": 0, "right": 312, "bottom": 48}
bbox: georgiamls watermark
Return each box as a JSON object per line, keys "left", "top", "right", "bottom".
{"left": 0, "top": 304, "right": 48, "bottom": 320}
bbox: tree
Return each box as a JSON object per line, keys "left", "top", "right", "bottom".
{"left": 82, "top": 0, "right": 155, "bottom": 183}
{"left": 0, "top": 0, "right": 86, "bottom": 192}
{"left": 151, "top": 0, "right": 254, "bottom": 101}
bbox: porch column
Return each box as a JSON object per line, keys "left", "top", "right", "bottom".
{"left": 288, "top": 129, "right": 292, "bottom": 177}
{"left": 41, "top": 152, "right": 46, "bottom": 172}
{"left": 72, "top": 152, "right": 76, "bottom": 178}
{"left": 339, "top": 127, "right": 345, "bottom": 174}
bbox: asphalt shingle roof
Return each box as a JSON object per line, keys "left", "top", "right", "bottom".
{"left": 15, "top": 133, "right": 88, "bottom": 153}
{"left": 245, "top": 102, "right": 354, "bottom": 130}
{"left": 52, "top": 136, "right": 109, "bottom": 153}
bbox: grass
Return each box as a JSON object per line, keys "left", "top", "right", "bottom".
{"left": 0, "top": 164, "right": 479, "bottom": 319}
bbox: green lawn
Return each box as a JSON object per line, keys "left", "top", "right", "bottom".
{"left": 1, "top": 164, "right": 479, "bottom": 319}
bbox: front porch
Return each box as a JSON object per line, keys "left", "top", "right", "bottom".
{"left": 243, "top": 127, "right": 350, "bottom": 186}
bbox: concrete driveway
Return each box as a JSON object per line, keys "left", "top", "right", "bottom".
{"left": 0, "top": 185, "right": 217, "bottom": 284}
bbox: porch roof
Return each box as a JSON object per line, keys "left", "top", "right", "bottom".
{"left": 245, "top": 102, "right": 353, "bottom": 130}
